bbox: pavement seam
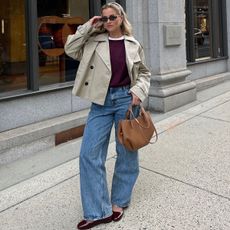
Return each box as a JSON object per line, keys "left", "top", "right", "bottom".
{"left": 139, "top": 166, "right": 230, "bottom": 202}
{"left": 0, "top": 174, "right": 79, "bottom": 214}
{"left": 152, "top": 93, "right": 230, "bottom": 137}
{"left": 183, "top": 99, "right": 230, "bottom": 117}
{"left": 0, "top": 155, "right": 116, "bottom": 214}
{"left": 155, "top": 108, "right": 219, "bottom": 137}
{"left": 198, "top": 115, "right": 230, "bottom": 124}
{"left": 0, "top": 156, "right": 78, "bottom": 193}
{"left": 0, "top": 154, "right": 115, "bottom": 193}
{"left": 167, "top": 99, "right": 230, "bottom": 130}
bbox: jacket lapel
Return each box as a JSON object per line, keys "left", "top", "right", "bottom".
{"left": 93, "top": 34, "right": 139, "bottom": 74}
{"left": 94, "top": 34, "right": 111, "bottom": 71}
{"left": 124, "top": 36, "right": 140, "bottom": 76}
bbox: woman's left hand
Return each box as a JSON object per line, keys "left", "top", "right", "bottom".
{"left": 131, "top": 93, "right": 141, "bottom": 106}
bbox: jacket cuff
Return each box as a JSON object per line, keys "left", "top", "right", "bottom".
{"left": 77, "top": 21, "right": 94, "bottom": 35}
{"left": 129, "top": 86, "right": 147, "bottom": 102}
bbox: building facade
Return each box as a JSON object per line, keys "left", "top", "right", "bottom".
{"left": 0, "top": 0, "right": 230, "bottom": 162}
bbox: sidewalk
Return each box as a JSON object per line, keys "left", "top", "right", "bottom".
{"left": 0, "top": 82, "right": 230, "bottom": 230}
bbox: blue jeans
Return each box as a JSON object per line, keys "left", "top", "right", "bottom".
{"left": 79, "top": 86, "right": 140, "bottom": 220}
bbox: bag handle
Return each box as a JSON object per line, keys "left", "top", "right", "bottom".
{"left": 127, "top": 105, "right": 158, "bottom": 144}
{"left": 126, "top": 106, "right": 150, "bottom": 128}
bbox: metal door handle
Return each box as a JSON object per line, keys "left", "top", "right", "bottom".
{"left": 1, "top": 19, "right": 5, "bottom": 34}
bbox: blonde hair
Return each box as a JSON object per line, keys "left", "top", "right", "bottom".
{"left": 100, "top": 2, "right": 133, "bottom": 36}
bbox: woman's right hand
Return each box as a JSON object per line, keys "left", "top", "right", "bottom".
{"left": 89, "top": 16, "right": 103, "bottom": 28}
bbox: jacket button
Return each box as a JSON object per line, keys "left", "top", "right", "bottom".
{"left": 90, "top": 66, "right": 94, "bottom": 69}
{"left": 85, "top": 82, "right": 88, "bottom": 86}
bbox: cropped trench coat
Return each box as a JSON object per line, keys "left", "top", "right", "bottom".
{"left": 64, "top": 21, "right": 151, "bottom": 105}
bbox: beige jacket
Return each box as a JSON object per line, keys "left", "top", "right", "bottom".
{"left": 64, "top": 21, "right": 151, "bottom": 105}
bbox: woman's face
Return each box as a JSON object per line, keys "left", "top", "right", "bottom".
{"left": 101, "top": 7, "right": 123, "bottom": 35}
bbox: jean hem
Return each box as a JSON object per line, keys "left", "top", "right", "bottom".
{"left": 83, "top": 211, "right": 113, "bottom": 221}
{"left": 111, "top": 202, "right": 130, "bottom": 209}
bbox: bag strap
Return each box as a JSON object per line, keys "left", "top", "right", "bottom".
{"left": 128, "top": 105, "right": 158, "bottom": 144}
{"left": 149, "top": 126, "right": 158, "bottom": 144}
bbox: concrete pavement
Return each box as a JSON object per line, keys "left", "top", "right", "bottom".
{"left": 0, "top": 82, "right": 230, "bottom": 230}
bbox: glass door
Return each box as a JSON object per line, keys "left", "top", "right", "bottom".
{"left": 193, "top": 0, "right": 211, "bottom": 60}
{"left": 0, "top": 0, "right": 27, "bottom": 93}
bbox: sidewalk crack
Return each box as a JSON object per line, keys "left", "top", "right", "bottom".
{"left": 199, "top": 115, "right": 230, "bottom": 124}
{"left": 0, "top": 174, "right": 78, "bottom": 214}
{"left": 140, "top": 166, "right": 230, "bottom": 202}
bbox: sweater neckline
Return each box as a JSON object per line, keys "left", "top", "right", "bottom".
{"left": 109, "top": 36, "right": 124, "bottom": 41}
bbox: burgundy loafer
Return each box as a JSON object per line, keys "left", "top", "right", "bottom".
{"left": 77, "top": 215, "right": 112, "bottom": 229}
{"left": 112, "top": 210, "right": 124, "bottom": 222}
{"left": 112, "top": 206, "right": 128, "bottom": 222}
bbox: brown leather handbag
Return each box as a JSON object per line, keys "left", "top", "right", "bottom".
{"left": 117, "top": 106, "right": 158, "bottom": 151}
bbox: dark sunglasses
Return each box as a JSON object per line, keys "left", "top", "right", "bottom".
{"left": 100, "top": 15, "right": 118, "bottom": 23}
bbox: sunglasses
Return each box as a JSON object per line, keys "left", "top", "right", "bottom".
{"left": 100, "top": 15, "right": 118, "bottom": 23}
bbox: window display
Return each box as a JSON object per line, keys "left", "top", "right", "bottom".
{"left": 37, "top": 0, "right": 88, "bottom": 86}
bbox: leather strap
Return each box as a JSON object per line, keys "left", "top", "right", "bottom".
{"left": 128, "top": 105, "right": 158, "bottom": 144}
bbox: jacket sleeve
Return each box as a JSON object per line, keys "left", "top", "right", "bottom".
{"left": 130, "top": 46, "right": 151, "bottom": 102}
{"left": 64, "top": 21, "right": 95, "bottom": 61}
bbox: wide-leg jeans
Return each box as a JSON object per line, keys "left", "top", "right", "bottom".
{"left": 79, "top": 86, "right": 140, "bottom": 220}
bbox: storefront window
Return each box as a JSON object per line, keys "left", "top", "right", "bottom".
{"left": 0, "top": 0, "right": 27, "bottom": 93}
{"left": 37, "top": 0, "right": 88, "bottom": 86}
{"left": 0, "top": 0, "right": 124, "bottom": 97}
{"left": 186, "top": 0, "right": 227, "bottom": 62}
{"left": 193, "top": 0, "right": 211, "bottom": 59}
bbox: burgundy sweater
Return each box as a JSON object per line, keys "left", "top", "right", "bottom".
{"left": 109, "top": 38, "right": 131, "bottom": 87}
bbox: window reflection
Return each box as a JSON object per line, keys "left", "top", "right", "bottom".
{"left": 37, "top": 0, "right": 88, "bottom": 86}
{"left": 0, "top": 0, "right": 27, "bottom": 93}
{"left": 193, "top": 0, "right": 211, "bottom": 60}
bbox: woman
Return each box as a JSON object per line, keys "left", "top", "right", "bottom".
{"left": 64, "top": 2, "right": 151, "bottom": 229}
